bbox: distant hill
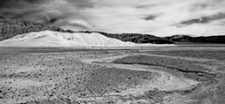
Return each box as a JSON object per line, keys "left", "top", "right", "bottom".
{"left": 0, "top": 19, "right": 68, "bottom": 41}
{"left": 164, "top": 35, "right": 225, "bottom": 44}
{"left": 190, "top": 36, "right": 225, "bottom": 44}
{"left": 164, "top": 35, "right": 193, "bottom": 42}
{"left": 78, "top": 31, "right": 174, "bottom": 44}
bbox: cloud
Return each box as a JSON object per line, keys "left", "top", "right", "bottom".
{"left": 0, "top": 0, "right": 44, "bottom": 8}
{"left": 179, "top": 13, "right": 225, "bottom": 25}
{"left": 0, "top": 0, "right": 94, "bottom": 28}
{"left": 143, "top": 15, "right": 156, "bottom": 20}
{"left": 1, "top": 0, "right": 225, "bottom": 36}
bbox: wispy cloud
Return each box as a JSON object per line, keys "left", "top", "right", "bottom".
{"left": 1, "top": 0, "right": 225, "bottom": 36}
{"left": 143, "top": 15, "right": 157, "bottom": 21}
{"left": 179, "top": 13, "right": 225, "bottom": 25}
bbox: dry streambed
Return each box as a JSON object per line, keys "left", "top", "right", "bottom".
{"left": 113, "top": 55, "right": 218, "bottom": 82}
{"left": 81, "top": 50, "right": 224, "bottom": 104}
{"left": 129, "top": 50, "right": 225, "bottom": 104}
{"left": 79, "top": 54, "right": 202, "bottom": 103}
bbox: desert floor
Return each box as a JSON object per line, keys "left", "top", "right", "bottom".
{"left": 0, "top": 46, "right": 225, "bottom": 104}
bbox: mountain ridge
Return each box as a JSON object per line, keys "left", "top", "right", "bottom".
{"left": 1, "top": 18, "right": 225, "bottom": 44}
{"left": 164, "top": 35, "right": 225, "bottom": 44}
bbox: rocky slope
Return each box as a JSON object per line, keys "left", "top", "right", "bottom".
{"left": 0, "top": 19, "right": 67, "bottom": 41}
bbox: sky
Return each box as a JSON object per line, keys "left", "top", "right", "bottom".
{"left": 1, "top": 0, "right": 225, "bottom": 37}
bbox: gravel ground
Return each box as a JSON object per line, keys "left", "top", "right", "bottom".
{"left": 0, "top": 47, "right": 225, "bottom": 104}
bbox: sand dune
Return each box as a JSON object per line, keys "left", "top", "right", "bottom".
{"left": 0, "top": 31, "right": 141, "bottom": 47}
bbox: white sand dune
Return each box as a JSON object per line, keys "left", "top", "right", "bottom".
{"left": 0, "top": 31, "right": 136, "bottom": 47}
{"left": 0, "top": 30, "right": 174, "bottom": 47}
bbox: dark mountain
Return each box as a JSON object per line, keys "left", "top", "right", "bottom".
{"left": 0, "top": 19, "right": 68, "bottom": 41}
{"left": 190, "top": 36, "right": 225, "bottom": 44}
{"left": 164, "top": 35, "right": 193, "bottom": 42}
{"left": 164, "top": 35, "right": 225, "bottom": 44}
{"left": 78, "top": 31, "right": 174, "bottom": 44}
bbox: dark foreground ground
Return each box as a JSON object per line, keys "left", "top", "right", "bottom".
{"left": 0, "top": 45, "right": 225, "bottom": 104}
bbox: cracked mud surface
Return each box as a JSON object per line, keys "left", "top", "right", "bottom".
{"left": 0, "top": 46, "right": 225, "bottom": 104}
